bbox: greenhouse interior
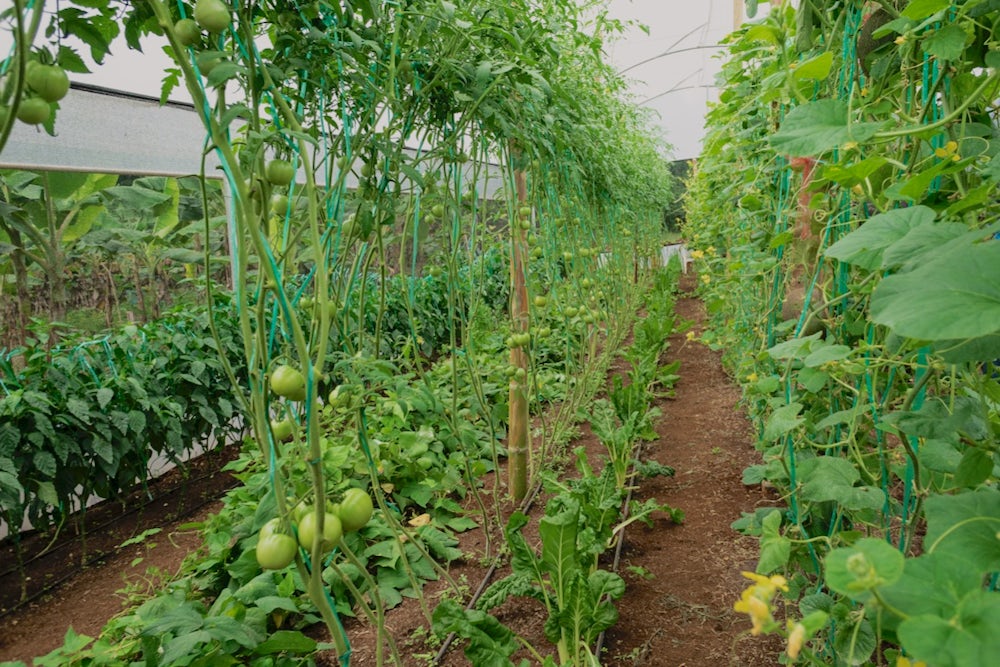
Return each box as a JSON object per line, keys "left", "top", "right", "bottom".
{"left": 1, "top": 0, "right": 999, "bottom": 665}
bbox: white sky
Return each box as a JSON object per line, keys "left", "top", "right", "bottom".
{"left": 2, "top": 1, "right": 771, "bottom": 160}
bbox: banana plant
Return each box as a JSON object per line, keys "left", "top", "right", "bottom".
{"left": 0, "top": 169, "right": 116, "bottom": 340}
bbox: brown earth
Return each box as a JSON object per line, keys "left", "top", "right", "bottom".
{"left": 0, "top": 274, "right": 782, "bottom": 666}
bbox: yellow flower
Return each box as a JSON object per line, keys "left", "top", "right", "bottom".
{"left": 689, "top": 249, "right": 705, "bottom": 259}
{"left": 700, "top": 274, "right": 711, "bottom": 284}
{"left": 787, "top": 622, "right": 806, "bottom": 659}
{"left": 685, "top": 331, "right": 697, "bottom": 341}
{"left": 734, "top": 590, "right": 772, "bottom": 635}
{"left": 746, "top": 372, "right": 759, "bottom": 383}
{"left": 741, "top": 571, "right": 789, "bottom": 595}
{"left": 843, "top": 141, "right": 858, "bottom": 150}
{"left": 894, "top": 35, "right": 907, "bottom": 45}
{"left": 897, "top": 658, "right": 928, "bottom": 667}
{"left": 706, "top": 246, "right": 716, "bottom": 255}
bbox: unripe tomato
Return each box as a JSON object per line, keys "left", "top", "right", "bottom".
{"left": 194, "top": 0, "right": 231, "bottom": 33}
{"left": 174, "top": 18, "right": 201, "bottom": 47}
{"left": 270, "top": 364, "right": 306, "bottom": 401}
{"left": 533, "top": 295, "right": 547, "bottom": 308}
{"left": 519, "top": 206, "right": 532, "bottom": 218}
{"left": 270, "top": 193, "right": 289, "bottom": 215}
{"left": 16, "top": 97, "right": 49, "bottom": 125}
{"left": 256, "top": 519, "right": 297, "bottom": 569}
{"left": 26, "top": 65, "right": 70, "bottom": 103}
{"left": 327, "top": 384, "right": 352, "bottom": 408}
{"left": 518, "top": 218, "right": 531, "bottom": 230}
{"left": 338, "top": 488, "right": 374, "bottom": 532}
{"left": 270, "top": 417, "right": 294, "bottom": 441}
{"left": 297, "top": 510, "right": 342, "bottom": 553}
{"left": 531, "top": 247, "right": 543, "bottom": 259}
{"left": 431, "top": 204, "right": 445, "bottom": 217}
{"left": 265, "top": 159, "right": 295, "bottom": 186}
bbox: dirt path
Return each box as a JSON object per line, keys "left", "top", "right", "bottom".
{"left": 600, "top": 277, "right": 782, "bottom": 666}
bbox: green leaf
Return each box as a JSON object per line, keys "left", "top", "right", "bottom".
{"left": 924, "top": 488, "right": 1000, "bottom": 573}
{"left": 880, "top": 552, "right": 983, "bottom": 622}
{"left": 880, "top": 220, "right": 970, "bottom": 270}
{"left": 953, "top": 448, "right": 993, "bottom": 488}
{"left": 825, "top": 206, "right": 936, "bottom": 270}
{"left": 432, "top": 598, "right": 520, "bottom": 667}
{"left": 901, "top": 0, "right": 951, "bottom": 19}
{"left": 792, "top": 51, "right": 834, "bottom": 81}
{"left": 799, "top": 456, "right": 886, "bottom": 511}
{"left": 898, "top": 590, "right": 1000, "bottom": 667}
{"left": 769, "top": 100, "right": 881, "bottom": 157}
{"left": 824, "top": 537, "right": 905, "bottom": 602}
{"left": 922, "top": 23, "right": 971, "bottom": 61}
{"left": 254, "top": 630, "right": 317, "bottom": 656}
{"left": 871, "top": 240, "right": 1000, "bottom": 340}
{"left": 96, "top": 387, "right": 114, "bottom": 409}
{"left": 757, "top": 509, "right": 791, "bottom": 574}
{"left": 762, "top": 402, "right": 804, "bottom": 441}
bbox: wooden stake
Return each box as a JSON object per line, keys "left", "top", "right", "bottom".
{"left": 508, "top": 162, "right": 530, "bottom": 503}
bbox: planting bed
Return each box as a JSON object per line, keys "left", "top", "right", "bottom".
{"left": 0, "top": 276, "right": 780, "bottom": 666}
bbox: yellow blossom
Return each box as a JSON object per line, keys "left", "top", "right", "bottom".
{"left": 689, "top": 249, "right": 705, "bottom": 259}
{"left": 685, "top": 331, "right": 697, "bottom": 341}
{"left": 746, "top": 372, "right": 759, "bottom": 383}
{"left": 895, "top": 35, "right": 907, "bottom": 45}
{"left": 897, "top": 659, "right": 928, "bottom": 667}
{"left": 787, "top": 622, "right": 806, "bottom": 659}
{"left": 741, "top": 571, "right": 789, "bottom": 595}
{"left": 734, "top": 590, "right": 772, "bottom": 635}
{"left": 843, "top": 141, "right": 858, "bottom": 150}
{"left": 706, "top": 246, "right": 716, "bottom": 255}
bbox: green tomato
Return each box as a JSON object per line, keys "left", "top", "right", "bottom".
{"left": 174, "top": 18, "right": 201, "bottom": 47}
{"left": 297, "top": 510, "right": 342, "bottom": 553}
{"left": 256, "top": 519, "right": 297, "bottom": 569}
{"left": 16, "top": 97, "right": 50, "bottom": 125}
{"left": 270, "top": 417, "right": 294, "bottom": 441}
{"left": 338, "top": 488, "right": 374, "bottom": 532}
{"left": 519, "top": 206, "right": 532, "bottom": 218}
{"left": 533, "top": 295, "right": 547, "bottom": 308}
{"left": 327, "top": 384, "right": 352, "bottom": 408}
{"left": 270, "top": 364, "right": 306, "bottom": 401}
{"left": 194, "top": 0, "right": 231, "bottom": 33}
{"left": 270, "top": 193, "right": 289, "bottom": 215}
{"left": 26, "top": 64, "right": 70, "bottom": 103}
{"left": 265, "top": 159, "right": 295, "bottom": 186}
{"left": 431, "top": 204, "right": 445, "bottom": 217}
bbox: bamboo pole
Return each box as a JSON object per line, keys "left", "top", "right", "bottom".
{"left": 507, "top": 163, "right": 530, "bottom": 502}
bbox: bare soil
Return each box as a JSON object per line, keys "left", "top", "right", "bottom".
{"left": 0, "top": 275, "right": 781, "bottom": 666}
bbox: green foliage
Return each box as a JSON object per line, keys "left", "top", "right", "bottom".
{"left": 688, "top": 1, "right": 1000, "bottom": 663}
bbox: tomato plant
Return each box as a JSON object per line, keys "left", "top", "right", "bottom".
{"left": 297, "top": 509, "right": 342, "bottom": 553}
{"left": 256, "top": 518, "right": 297, "bottom": 570}
{"left": 26, "top": 64, "right": 70, "bottom": 103}
{"left": 16, "top": 97, "right": 50, "bottom": 125}
{"left": 269, "top": 364, "right": 306, "bottom": 401}
{"left": 193, "top": 0, "right": 230, "bottom": 34}
{"left": 264, "top": 159, "right": 295, "bottom": 187}
{"left": 337, "top": 488, "right": 373, "bottom": 533}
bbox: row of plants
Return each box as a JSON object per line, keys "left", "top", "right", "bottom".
{"left": 435, "top": 266, "right": 685, "bottom": 666}
{"left": 0, "top": 245, "right": 510, "bottom": 596}
{"left": 6, "top": 242, "right": 666, "bottom": 667}
{"left": 2, "top": 0, "right": 675, "bottom": 663}
{"left": 686, "top": 1, "right": 1000, "bottom": 665}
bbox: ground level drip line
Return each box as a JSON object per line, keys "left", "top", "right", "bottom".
{"left": 0, "top": 460, "right": 237, "bottom": 618}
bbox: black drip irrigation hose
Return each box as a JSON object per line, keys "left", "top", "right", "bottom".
{"left": 431, "top": 437, "right": 649, "bottom": 665}
{"left": 431, "top": 475, "right": 548, "bottom": 665}
{"left": 0, "top": 461, "right": 231, "bottom": 581}
{"left": 0, "top": 464, "right": 237, "bottom": 618}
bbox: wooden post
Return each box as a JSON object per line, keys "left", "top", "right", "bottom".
{"left": 508, "top": 162, "right": 530, "bottom": 503}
